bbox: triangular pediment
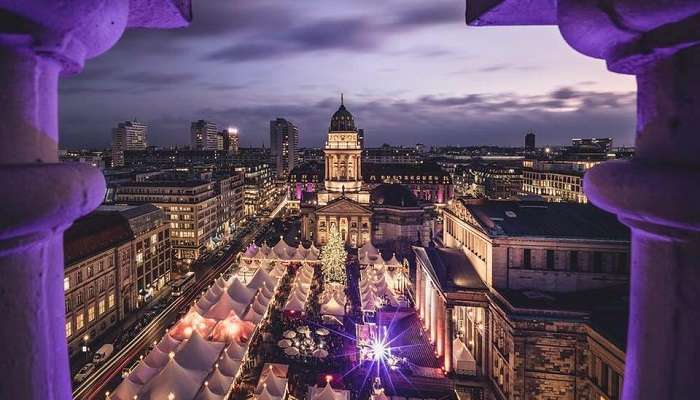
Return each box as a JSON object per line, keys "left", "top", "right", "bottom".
{"left": 317, "top": 197, "right": 372, "bottom": 215}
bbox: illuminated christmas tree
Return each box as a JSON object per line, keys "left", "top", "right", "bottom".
{"left": 320, "top": 229, "right": 347, "bottom": 284}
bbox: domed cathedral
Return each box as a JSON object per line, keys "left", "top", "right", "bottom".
{"left": 302, "top": 95, "right": 372, "bottom": 247}
{"left": 318, "top": 94, "right": 369, "bottom": 203}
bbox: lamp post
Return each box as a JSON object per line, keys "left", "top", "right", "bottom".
{"left": 81, "top": 334, "right": 90, "bottom": 363}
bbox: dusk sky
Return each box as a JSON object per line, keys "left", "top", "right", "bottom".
{"left": 59, "top": 0, "right": 637, "bottom": 149}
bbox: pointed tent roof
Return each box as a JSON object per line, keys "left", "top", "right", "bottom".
{"left": 206, "top": 365, "right": 234, "bottom": 395}
{"left": 143, "top": 346, "right": 170, "bottom": 369}
{"left": 205, "top": 292, "right": 249, "bottom": 321}
{"left": 247, "top": 268, "right": 277, "bottom": 291}
{"left": 227, "top": 277, "right": 257, "bottom": 304}
{"left": 320, "top": 296, "right": 345, "bottom": 317}
{"left": 254, "top": 383, "right": 280, "bottom": 400}
{"left": 139, "top": 358, "right": 207, "bottom": 400}
{"left": 244, "top": 307, "right": 263, "bottom": 324}
{"left": 219, "top": 352, "right": 242, "bottom": 377}
{"left": 175, "top": 331, "right": 225, "bottom": 371}
{"left": 226, "top": 340, "right": 248, "bottom": 360}
{"left": 311, "top": 382, "right": 346, "bottom": 400}
{"left": 256, "top": 371, "right": 287, "bottom": 397}
{"left": 195, "top": 384, "right": 225, "bottom": 400}
{"left": 260, "top": 282, "right": 275, "bottom": 299}
{"left": 195, "top": 296, "right": 215, "bottom": 315}
{"left": 110, "top": 376, "right": 142, "bottom": 400}
{"left": 209, "top": 311, "right": 255, "bottom": 343}
{"left": 284, "top": 294, "right": 306, "bottom": 312}
{"left": 129, "top": 360, "right": 160, "bottom": 385}
{"left": 157, "top": 333, "right": 181, "bottom": 353}
{"left": 386, "top": 253, "right": 402, "bottom": 267}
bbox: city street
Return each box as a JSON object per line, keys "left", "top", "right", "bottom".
{"left": 72, "top": 219, "right": 270, "bottom": 400}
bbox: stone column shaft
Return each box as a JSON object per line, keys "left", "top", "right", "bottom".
{"left": 445, "top": 307, "right": 454, "bottom": 373}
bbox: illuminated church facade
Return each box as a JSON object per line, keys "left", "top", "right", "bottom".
{"left": 301, "top": 96, "right": 373, "bottom": 247}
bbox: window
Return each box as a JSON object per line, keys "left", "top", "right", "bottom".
{"left": 523, "top": 249, "right": 531, "bottom": 268}
{"left": 136, "top": 252, "right": 144, "bottom": 264}
{"left": 546, "top": 250, "right": 555, "bottom": 270}
{"left": 108, "top": 293, "right": 115, "bottom": 308}
{"left": 98, "top": 299, "right": 105, "bottom": 315}
{"left": 77, "top": 271, "right": 83, "bottom": 283}
{"left": 610, "top": 372, "right": 621, "bottom": 400}
{"left": 88, "top": 306, "right": 95, "bottom": 322}
{"left": 570, "top": 251, "right": 579, "bottom": 272}
{"left": 76, "top": 292, "right": 84, "bottom": 306}
{"left": 76, "top": 313, "right": 84, "bottom": 330}
{"left": 65, "top": 299, "right": 72, "bottom": 312}
{"left": 88, "top": 286, "right": 95, "bottom": 298}
{"left": 87, "top": 265, "right": 93, "bottom": 278}
{"left": 65, "top": 321, "right": 72, "bottom": 338}
{"left": 64, "top": 277, "right": 70, "bottom": 291}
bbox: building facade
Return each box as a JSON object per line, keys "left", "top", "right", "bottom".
{"left": 223, "top": 127, "right": 240, "bottom": 154}
{"left": 522, "top": 159, "right": 602, "bottom": 203}
{"left": 234, "top": 162, "right": 275, "bottom": 217}
{"left": 412, "top": 199, "right": 629, "bottom": 400}
{"left": 111, "top": 120, "right": 147, "bottom": 167}
{"left": 63, "top": 204, "right": 171, "bottom": 355}
{"left": 191, "top": 120, "right": 220, "bottom": 151}
{"left": 270, "top": 118, "right": 299, "bottom": 178}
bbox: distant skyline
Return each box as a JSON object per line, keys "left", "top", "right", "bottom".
{"left": 59, "top": 0, "right": 636, "bottom": 149}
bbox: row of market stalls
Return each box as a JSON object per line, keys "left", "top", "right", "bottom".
{"left": 357, "top": 242, "right": 411, "bottom": 314}
{"left": 241, "top": 239, "right": 321, "bottom": 265}
{"left": 110, "top": 265, "right": 287, "bottom": 400}
{"left": 252, "top": 363, "right": 289, "bottom": 400}
{"left": 283, "top": 265, "right": 315, "bottom": 313}
{"left": 319, "top": 283, "right": 346, "bottom": 318}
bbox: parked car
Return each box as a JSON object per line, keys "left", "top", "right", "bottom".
{"left": 74, "top": 363, "right": 96, "bottom": 383}
{"left": 92, "top": 344, "right": 114, "bottom": 364}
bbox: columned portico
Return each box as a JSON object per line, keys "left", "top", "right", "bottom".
{"left": 0, "top": 2, "right": 190, "bottom": 399}
{"left": 466, "top": 1, "right": 700, "bottom": 398}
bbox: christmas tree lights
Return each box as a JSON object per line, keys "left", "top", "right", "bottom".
{"left": 320, "top": 229, "right": 347, "bottom": 284}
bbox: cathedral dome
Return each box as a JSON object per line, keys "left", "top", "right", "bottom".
{"left": 329, "top": 95, "right": 356, "bottom": 132}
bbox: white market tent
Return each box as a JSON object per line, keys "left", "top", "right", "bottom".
{"left": 308, "top": 382, "right": 351, "bottom": 400}
{"left": 453, "top": 337, "right": 477, "bottom": 375}
{"left": 137, "top": 358, "right": 208, "bottom": 400}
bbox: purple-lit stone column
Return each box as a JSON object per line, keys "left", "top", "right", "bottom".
{"left": 465, "top": 1, "right": 700, "bottom": 397}
{"left": 0, "top": 2, "right": 190, "bottom": 399}
{"left": 585, "top": 45, "right": 700, "bottom": 400}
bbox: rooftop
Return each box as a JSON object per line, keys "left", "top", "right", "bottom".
{"left": 413, "top": 246, "right": 488, "bottom": 293}
{"left": 370, "top": 183, "right": 419, "bottom": 208}
{"left": 63, "top": 212, "right": 133, "bottom": 266}
{"left": 460, "top": 200, "right": 630, "bottom": 241}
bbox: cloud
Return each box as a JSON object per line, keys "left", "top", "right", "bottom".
{"left": 118, "top": 72, "right": 195, "bottom": 85}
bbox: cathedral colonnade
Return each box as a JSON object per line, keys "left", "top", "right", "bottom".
{"left": 465, "top": 1, "right": 700, "bottom": 398}
{"left": 0, "top": 2, "right": 191, "bottom": 398}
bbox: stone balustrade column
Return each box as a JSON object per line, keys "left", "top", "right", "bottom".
{"left": 444, "top": 306, "right": 454, "bottom": 373}
{"left": 586, "top": 45, "right": 700, "bottom": 400}
{"left": 465, "top": 1, "right": 700, "bottom": 397}
{"left": 0, "top": 2, "right": 190, "bottom": 399}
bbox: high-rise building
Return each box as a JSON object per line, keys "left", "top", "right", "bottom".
{"left": 223, "top": 127, "right": 240, "bottom": 154}
{"left": 269, "top": 118, "right": 298, "bottom": 178}
{"left": 571, "top": 137, "right": 613, "bottom": 152}
{"left": 525, "top": 130, "right": 536, "bottom": 150}
{"left": 111, "top": 120, "right": 147, "bottom": 167}
{"left": 190, "top": 120, "right": 219, "bottom": 150}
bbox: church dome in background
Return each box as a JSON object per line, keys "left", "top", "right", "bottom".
{"left": 329, "top": 94, "right": 356, "bottom": 132}
{"left": 370, "top": 183, "right": 419, "bottom": 208}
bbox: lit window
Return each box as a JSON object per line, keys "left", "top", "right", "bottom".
{"left": 98, "top": 299, "right": 105, "bottom": 315}
{"left": 65, "top": 321, "right": 72, "bottom": 338}
{"left": 108, "top": 294, "right": 115, "bottom": 308}
{"left": 76, "top": 314, "right": 84, "bottom": 330}
{"left": 88, "top": 306, "right": 95, "bottom": 322}
{"left": 136, "top": 252, "right": 144, "bottom": 264}
{"left": 64, "top": 277, "right": 70, "bottom": 291}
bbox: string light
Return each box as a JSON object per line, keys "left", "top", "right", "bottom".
{"left": 320, "top": 229, "right": 347, "bottom": 284}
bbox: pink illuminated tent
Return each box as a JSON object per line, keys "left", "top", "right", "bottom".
{"left": 170, "top": 309, "right": 217, "bottom": 340}
{"left": 210, "top": 311, "right": 255, "bottom": 343}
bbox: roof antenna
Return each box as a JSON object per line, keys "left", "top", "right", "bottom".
{"left": 341, "top": 93, "right": 344, "bottom": 106}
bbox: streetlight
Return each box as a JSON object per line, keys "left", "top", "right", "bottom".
{"left": 82, "top": 334, "right": 90, "bottom": 363}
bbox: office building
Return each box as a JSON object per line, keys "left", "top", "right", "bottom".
{"left": 269, "top": 118, "right": 299, "bottom": 178}
{"left": 223, "top": 127, "right": 240, "bottom": 154}
{"left": 191, "top": 120, "right": 220, "bottom": 151}
{"left": 111, "top": 120, "right": 147, "bottom": 167}
{"left": 525, "top": 131, "right": 536, "bottom": 150}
